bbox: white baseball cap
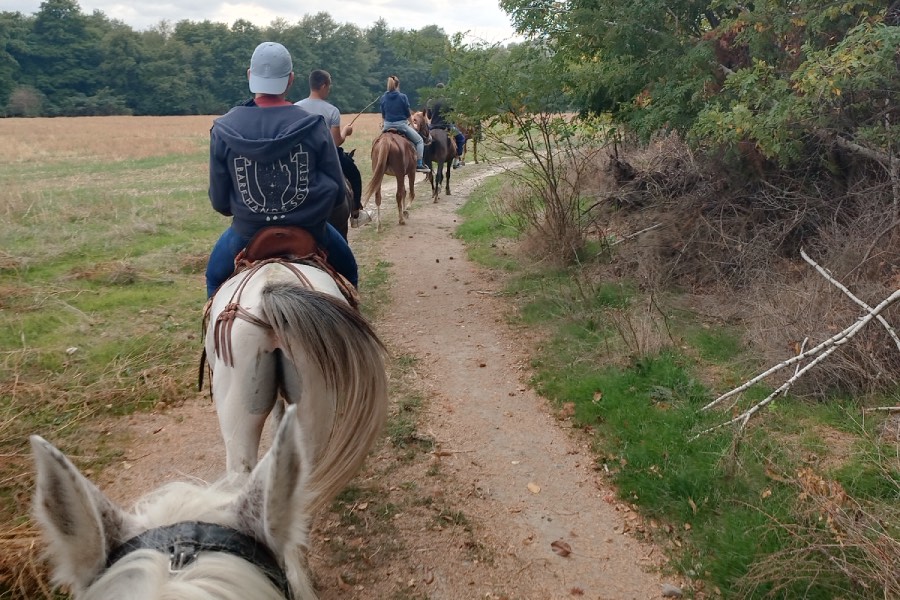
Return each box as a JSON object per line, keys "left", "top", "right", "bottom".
{"left": 248, "top": 42, "right": 292, "bottom": 95}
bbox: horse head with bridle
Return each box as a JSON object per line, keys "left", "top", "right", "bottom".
{"left": 456, "top": 120, "right": 482, "bottom": 165}
{"left": 412, "top": 111, "right": 454, "bottom": 202}
{"left": 32, "top": 405, "right": 322, "bottom": 600}
{"left": 362, "top": 123, "right": 424, "bottom": 231}
{"left": 327, "top": 148, "right": 362, "bottom": 240}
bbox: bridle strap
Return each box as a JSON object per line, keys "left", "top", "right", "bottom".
{"left": 213, "top": 259, "right": 313, "bottom": 368}
{"left": 105, "top": 521, "right": 293, "bottom": 600}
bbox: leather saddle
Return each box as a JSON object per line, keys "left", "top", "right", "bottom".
{"left": 232, "top": 226, "right": 359, "bottom": 308}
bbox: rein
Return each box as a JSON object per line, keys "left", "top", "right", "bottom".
{"left": 213, "top": 259, "right": 314, "bottom": 368}
{"left": 105, "top": 521, "right": 294, "bottom": 600}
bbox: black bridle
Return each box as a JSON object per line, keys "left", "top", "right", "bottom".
{"left": 105, "top": 521, "right": 293, "bottom": 599}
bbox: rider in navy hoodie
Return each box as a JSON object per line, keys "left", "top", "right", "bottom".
{"left": 206, "top": 42, "right": 357, "bottom": 297}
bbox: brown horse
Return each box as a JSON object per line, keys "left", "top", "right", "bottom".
{"left": 412, "top": 111, "right": 454, "bottom": 201}
{"left": 457, "top": 120, "right": 482, "bottom": 164}
{"left": 363, "top": 131, "right": 418, "bottom": 231}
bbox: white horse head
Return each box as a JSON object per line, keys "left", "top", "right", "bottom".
{"left": 31, "top": 405, "right": 317, "bottom": 600}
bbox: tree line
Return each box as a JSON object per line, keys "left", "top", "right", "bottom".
{"left": 0, "top": 0, "right": 460, "bottom": 117}
{"left": 3, "top": 0, "right": 896, "bottom": 180}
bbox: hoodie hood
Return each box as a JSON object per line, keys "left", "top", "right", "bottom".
{"left": 212, "top": 106, "right": 323, "bottom": 162}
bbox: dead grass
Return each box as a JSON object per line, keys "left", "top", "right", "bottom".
{"left": 0, "top": 116, "right": 214, "bottom": 163}
{"left": 597, "top": 132, "right": 900, "bottom": 398}
{"left": 0, "top": 525, "right": 54, "bottom": 600}
{"left": 0, "top": 112, "right": 389, "bottom": 599}
{"left": 737, "top": 468, "right": 900, "bottom": 599}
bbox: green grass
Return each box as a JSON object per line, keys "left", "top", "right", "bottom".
{"left": 455, "top": 176, "right": 519, "bottom": 271}
{"left": 452, "top": 173, "right": 900, "bottom": 599}
{"left": 0, "top": 138, "right": 213, "bottom": 541}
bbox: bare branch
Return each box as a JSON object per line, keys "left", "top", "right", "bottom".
{"left": 609, "top": 223, "right": 663, "bottom": 247}
{"left": 693, "top": 344, "right": 840, "bottom": 439}
{"left": 702, "top": 288, "right": 900, "bottom": 412}
{"left": 832, "top": 134, "right": 891, "bottom": 167}
{"left": 800, "top": 248, "right": 900, "bottom": 353}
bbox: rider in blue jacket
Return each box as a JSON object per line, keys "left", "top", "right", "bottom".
{"left": 206, "top": 42, "right": 358, "bottom": 297}
{"left": 380, "top": 75, "right": 429, "bottom": 173}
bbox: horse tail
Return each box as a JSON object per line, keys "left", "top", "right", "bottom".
{"left": 363, "top": 137, "right": 389, "bottom": 203}
{"left": 258, "top": 283, "right": 388, "bottom": 512}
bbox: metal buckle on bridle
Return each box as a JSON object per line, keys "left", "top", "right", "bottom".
{"left": 168, "top": 540, "right": 199, "bottom": 573}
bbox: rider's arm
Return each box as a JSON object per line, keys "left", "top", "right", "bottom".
{"left": 316, "top": 127, "right": 346, "bottom": 211}
{"left": 330, "top": 123, "right": 353, "bottom": 147}
{"left": 208, "top": 128, "right": 232, "bottom": 216}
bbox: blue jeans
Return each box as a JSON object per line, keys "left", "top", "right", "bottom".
{"left": 454, "top": 132, "right": 465, "bottom": 157}
{"left": 383, "top": 120, "right": 424, "bottom": 161}
{"left": 206, "top": 223, "right": 358, "bottom": 298}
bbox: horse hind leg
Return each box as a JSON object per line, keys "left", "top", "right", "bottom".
{"left": 433, "top": 165, "right": 441, "bottom": 202}
{"left": 212, "top": 340, "right": 279, "bottom": 476}
{"left": 396, "top": 183, "right": 407, "bottom": 225}
{"left": 375, "top": 188, "right": 383, "bottom": 232}
{"left": 445, "top": 161, "right": 452, "bottom": 196}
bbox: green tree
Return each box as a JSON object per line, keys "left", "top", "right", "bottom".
{"left": 499, "top": 0, "right": 897, "bottom": 172}
{"left": 18, "top": 0, "right": 104, "bottom": 114}
{"left": 0, "top": 11, "right": 30, "bottom": 109}
{"left": 133, "top": 27, "right": 195, "bottom": 115}
{"left": 448, "top": 40, "right": 613, "bottom": 262}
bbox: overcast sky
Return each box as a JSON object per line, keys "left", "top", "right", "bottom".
{"left": 9, "top": 0, "right": 521, "bottom": 45}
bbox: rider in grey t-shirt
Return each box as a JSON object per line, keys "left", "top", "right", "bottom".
{"left": 295, "top": 70, "right": 367, "bottom": 230}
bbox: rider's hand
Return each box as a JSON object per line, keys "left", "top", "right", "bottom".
{"left": 343, "top": 125, "right": 353, "bottom": 138}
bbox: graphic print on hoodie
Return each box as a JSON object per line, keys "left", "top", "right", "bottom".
{"left": 234, "top": 146, "right": 309, "bottom": 215}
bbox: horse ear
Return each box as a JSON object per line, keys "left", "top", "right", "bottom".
{"left": 30, "top": 435, "right": 133, "bottom": 593}
{"left": 235, "top": 405, "right": 312, "bottom": 555}
{"left": 347, "top": 148, "right": 356, "bottom": 158}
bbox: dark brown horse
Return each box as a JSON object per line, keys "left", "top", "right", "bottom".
{"left": 412, "top": 111, "right": 454, "bottom": 201}
{"left": 328, "top": 149, "right": 360, "bottom": 240}
{"left": 363, "top": 131, "right": 418, "bottom": 231}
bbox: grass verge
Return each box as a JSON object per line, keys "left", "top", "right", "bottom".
{"left": 455, "top": 174, "right": 900, "bottom": 599}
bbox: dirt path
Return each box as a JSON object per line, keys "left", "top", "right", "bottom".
{"left": 100, "top": 162, "right": 671, "bottom": 599}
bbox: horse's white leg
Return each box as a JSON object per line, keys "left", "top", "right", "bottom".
{"left": 212, "top": 325, "right": 279, "bottom": 476}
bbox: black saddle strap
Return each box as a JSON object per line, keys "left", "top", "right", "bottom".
{"left": 106, "top": 521, "right": 293, "bottom": 599}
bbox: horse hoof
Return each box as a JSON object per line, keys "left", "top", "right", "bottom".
{"left": 403, "top": 210, "right": 409, "bottom": 218}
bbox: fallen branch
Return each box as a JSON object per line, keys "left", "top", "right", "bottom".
{"left": 610, "top": 223, "right": 663, "bottom": 247}
{"left": 800, "top": 247, "right": 900, "bottom": 352}
{"left": 696, "top": 288, "right": 900, "bottom": 438}
{"left": 693, "top": 343, "right": 841, "bottom": 439}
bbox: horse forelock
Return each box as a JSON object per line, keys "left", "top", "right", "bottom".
{"left": 130, "top": 481, "right": 240, "bottom": 530}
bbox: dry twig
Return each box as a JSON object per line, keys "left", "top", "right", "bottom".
{"left": 696, "top": 287, "right": 900, "bottom": 438}
{"left": 800, "top": 248, "right": 900, "bottom": 352}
